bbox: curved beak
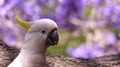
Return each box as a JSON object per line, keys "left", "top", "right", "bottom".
{"left": 46, "top": 28, "right": 59, "bottom": 46}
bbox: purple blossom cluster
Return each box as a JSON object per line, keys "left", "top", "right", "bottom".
{"left": 102, "top": 4, "right": 120, "bottom": 30}
{"left": 66, "top": 0, "right": 120, "bottom": 58}
{"left": 66, "top": 32, "right": 118, "bottom": 58}
{"left": 55, "top": 0, "right": 83, "bottom": 30}
{"left": 90, "top": 0, "right": 120, "bottom": 30}
{"left": 56, "top": 0, "right": 82, "bottom": 19}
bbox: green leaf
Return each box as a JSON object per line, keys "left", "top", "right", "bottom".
{"left": 46, "top": 44, "right": 68, "bottom": 56}
{"left": 67, "top": 36, "right": 86, "bottom": 47}
{"left": 83, "top": 6, "right": 92, "bottom": 17}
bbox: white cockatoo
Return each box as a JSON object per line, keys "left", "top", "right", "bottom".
{"left": 8, "top": 10, "right": 59, "bottom": 67}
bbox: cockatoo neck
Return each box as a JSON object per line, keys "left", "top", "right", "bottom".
{"left": 16, "top": 32, "right": 47, "bottom": 67}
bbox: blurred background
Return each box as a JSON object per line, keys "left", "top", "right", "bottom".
{"left": 0, "top": 0, "right": 120, "bottom": 58}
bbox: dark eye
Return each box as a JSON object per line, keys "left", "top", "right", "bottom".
{"left": 42, "top": 30, "right": 46, "bottom": 34}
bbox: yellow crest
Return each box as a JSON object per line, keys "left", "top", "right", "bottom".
{"left": 14, "top": 9, "right": 32, "bottom": 32}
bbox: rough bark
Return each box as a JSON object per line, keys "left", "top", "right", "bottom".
{"left": 0, "top": 40, "right": 19, "bottom": 67}
{"left": 0, "top": 40, "right": 120, "bottom": 67}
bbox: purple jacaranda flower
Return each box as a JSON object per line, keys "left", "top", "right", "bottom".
{"left": 56, "top": 0, "right": 83, "bottom": 19}
{"left": 0, "top": 19, "right": 25, "bottom": 46}
{"left": 22, "top": 0, "right": 42, "bottom": 21}
{"left": 110, "top": 5, "right": 120, "bottom": 30}
{"left": 100, "top": 3, "right": 120, "bottom": 30}
{"left": 105, "top": 32, "right": 117, "bottom": 45}
{"left": 67, "top": 40, "right": 119, "bottom": 58}
{"left": 55, "top": 0, "right": 83, "bottom": 30}
{"left": 110, "top": 22, "right": 120, "bottom": 30}
{"left": 92, "top": 42, "right": 119, "bottom": 57}
{"left": 0, "top": 7, "right": 7, "bottom": 17}
{"left": 24, "top": 1, "right": 34, "bottom": 16}
{"left": 66, "top": 43, "right": 95, "bottom": 58}
{"left": 90, "top": 0, "right": 105, "bottom": 8}
{"left": 56, "top": 19, "right": 75, "bottom": 30}
{"left": 31, "top": 14, "right": 40, "bottom": 20}
{"left": 36, "top": 0, "right": 48, "bottom": 6}
{"left": 101, "top": 5, "right": 113, "bottom": 19}
{"left": 0, "top": 0, "right": 24, "bottom": 17}
{"left": 110, "top": 5, "right": 120, "bottom": 22}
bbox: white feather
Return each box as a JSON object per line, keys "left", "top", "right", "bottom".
{"left": 7, "top": 59, "right": 22, "bottom": 67}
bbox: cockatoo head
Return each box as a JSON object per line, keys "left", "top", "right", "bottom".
{"left": 28, "top": 19, "right": 59, "bottom": 46}
{"left": 14, "top": 11, "right": 59, "bottom": 48}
